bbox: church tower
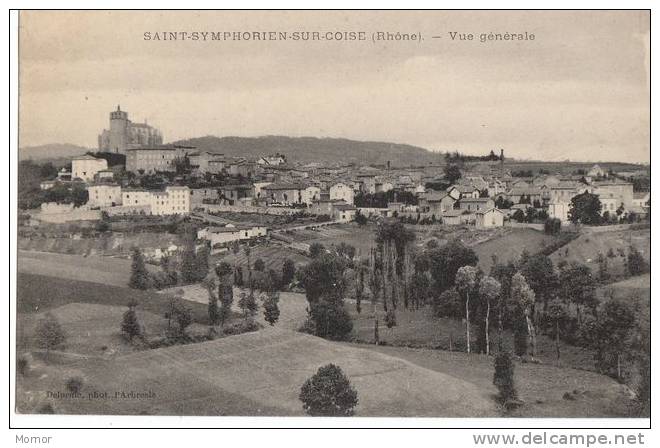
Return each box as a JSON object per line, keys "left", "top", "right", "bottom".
{"left": 108, "top": 105, "right": 129, "bottom": 153}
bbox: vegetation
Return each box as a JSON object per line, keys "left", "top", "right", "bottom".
{"left": 128, "top": 247, "right": 151, "bottom": 290}
{"left": 121, "top": 299, "right": 143, "bottom": 341}
{"left": 299, "top": 364, "right": 359, "bottom": 416}
{"left": 35, "top": 313, "right": 67, "bottom": 358}
{"left": 493, "top": 351, "right": 517, "bottom": 407}
{"left": 568, "top": 192, "right": 602, "bottom": 225}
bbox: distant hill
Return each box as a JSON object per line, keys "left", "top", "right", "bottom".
{"left": 19, "top": 143, "right": 92, "bottom": 161}
{"left": 171, "top": 135, "right": 441, "bottom": 166}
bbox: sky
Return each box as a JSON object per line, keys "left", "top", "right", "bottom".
{"left": 19, "top": 10, "right": 650, "bottom": 163}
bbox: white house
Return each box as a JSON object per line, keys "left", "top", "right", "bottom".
{"left": 475, "top": 208, "right": 504, "bottom": 228}
{"left": 87, "top": 184, "right": 122, "bottom": 208}
{"left": 120, "top": 186, "right": 190, "bottom": 215}
{"left": 72, "top": 155, "right": 108, "bottom": 182}
{"left": 329, "top": 182, "right": 355, "bottom": 204}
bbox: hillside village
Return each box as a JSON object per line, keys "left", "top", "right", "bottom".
{"left": 16, "top": 106, "right": 651, "bottom": 418}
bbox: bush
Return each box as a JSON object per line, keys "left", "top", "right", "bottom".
{"left": 299, "top": 364, "right": 359, "bottom": 416}
{"left": 65, "top": 376, "right": 84, "bottom": 394}
{"left": 17, "top": 356, "right": 29, "bottom": 376}
{"left": 223, "top": 318, "right": 260, "bottom": 335}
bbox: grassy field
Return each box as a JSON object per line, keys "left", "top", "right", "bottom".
{"left": 16, "top": 327, "right": 495, "bottom": 417}
{"left": 17, "top": 273, "right": 210, "bottom": 325}
{"left": 17, "top": 250, "right": 144, "bottom": 288}
{"left": 283, "top": 223, "right": 380, "bottom": 257}
{"left": 357, "top": 344, "right": 632, "bottom": 418}
{"left": 471, "top": 228, "right": 560, "bottom": 272}
{"left": 549, "top": 229, "right": 650, "bottom": 279}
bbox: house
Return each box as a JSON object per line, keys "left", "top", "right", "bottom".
{"left": 333, "top": 203, "right": 357, "bottom": 223}
{"left": 218, "top": 184, "right": 254, "bottom": 205}
{"left": 125, "top": 145, "right": 192, "bottom": 173}
{"left": 548, "top": 202, "right": 570, "bottom": 222}
{"left": 188, "top": 151, "right": 226, "bottom": 174}
{"left": 189, "top": 187, "right": 221, "bottom": 204}
{"left": 329, "top": 182, "right": 355, "bottom": 204}
{"left": 632, "top": 192, "right": 650, "bottom": 208}
{"left": 72, "top": 155, "right": 108, "bottom": 182}
{"left": 506, "top": 187, "right": 543, "bottom": 205}
{"left": 300, "top": 185, "right": 321, "bottom": 205}
{"left": 458, "top": 197, "right": 495, "bottom": 213}
{"left": 419, "top": 191, "right": 456, "bottom": 216}
{"left": 228, "top": 159, "right": 256, "bottom": 178}
{"left": 262, "top": 183, "right": 305, "bottom": 205}
{"left": 475, "top": 208, "right": 505, "bottom": 228}
{"left": 442, "top": 209, "right": 472, "bottom": 226}
{"left": 120, "top": 186, "right": 190, "bottom": 215}
{"left": 447, "top": 184, "right": 480, "bottom": 200}
{"left": 588, "top": 164, "right": 606, "bottom": 178}
{"left": 87, "top": 183, "right": 122, "bottom": 207}
{"left": 592, "top": 180, "right": 634, "bottom": 209}
{"left": 257, "top": 154, "right": 286, "bottom": 166}
{"left": 198, "top": 224, "right": 268, "bottom": 248}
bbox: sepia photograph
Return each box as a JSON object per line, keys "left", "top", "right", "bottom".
{"left": 10, "top": 8, "right": 651, "bottom": 430}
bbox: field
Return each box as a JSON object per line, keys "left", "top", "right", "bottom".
{"left": 282, "top": 223, "right": 380, "bottom": 256}
{"left": 16, "top": 326, "right": 496, "bottom": 417}
{"left": 361, "top": 344, "right": 632, "bottom": 418}
{"left": 18, "top": 250, "right": 142, "bottom": 288}
{"left": 470, "top": 228, "right": 560, "bottom": 271}
{"left": 218, "top": 242, "right": 311, "bottom": 271}
{"left": 549, "top": 229, "right": 650, "bottom": 279}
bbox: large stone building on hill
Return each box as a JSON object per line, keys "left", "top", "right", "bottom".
{"left": 98, "top": 105, "right": 163, "bottom": 154}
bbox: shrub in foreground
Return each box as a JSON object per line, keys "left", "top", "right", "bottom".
{"left": 299, "top": 363, "right": 358, "bottom": 416}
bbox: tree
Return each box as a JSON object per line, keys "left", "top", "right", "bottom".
{"left": 568, "top": 192, "right": 602, "bottom": 225}
{"left": 281, "top": 258, "right": 296, "bottom": 288}
{"left": 384, "top": 309, "right": 397, "bottom": 329}
{"left": 238, "top": 291, "right": 258, "bottom": 320}
{"left": 128, "top": 247, "right": 151, "bottom": 290}
{"left": 121, "top": 300, "right": 142, "bottom": 341}
{"left": 354, "top": 210, "right": 368, "bottom": 226}
{"left": 335, "top": 242, "right": 356, "bottom": 262}
{"left": 559, "top": 262, "right": 597, "bottom": 327}
{"left": 195, "top": 245, "right": 210, "bottom": 281}
{"left": 455, "top": 266, "right": 479, "bottom": 354}
{"left": 546, "top": 299, "right": 568, "bottom": 365}
{"left": 253, "top": 258, "right": 266, "bottom": 272}
{"left": 35, "top": 313, "right": 66, "bottom": 358}
{"left": 444, "top": 163, "right": 462, "bottom": 184}
{"left": 593, "top": 299, "right": 636, "bottom": 380}
{"left": 427, "top": 239, "right": 479, "bottom": 295}
{"left": 263, "top": 293, "right": 280, "bottom": 326}
{"left": 479, "top": 276, "right": 501, "bottom": 356}
{"left": 180, "top": 239, "right": 199, "bottom": 284}
{"left": 626, "top": 246, "right": 648, "bottom": 276}
{"left": 493, "top": 351, "right": 517, "bottom": 407}
{"left": 172, "top": 300, "right": 192, "bottom": 336}
{"left": 511, "top": 272, "right": 536, "bottom": 360}
{"left": 519, "top": 253, "right": 557, "bottom": 314}
{"left": 354, "top": 264, "right": 365, "bottom": 314}
{"left": 299, "top": 364, "right": 359, "bottom": 416}
{"left": 597, "top": 252, "right": 609, "bottom": 282}
{"left": 544, "top": 217, "right": 561, "bottom": 235}
{"left": 308, "top": 242, "right": 325, "bottom": 258}
{"left": 208, "top": 295, "right": 220, "bottom": 328}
